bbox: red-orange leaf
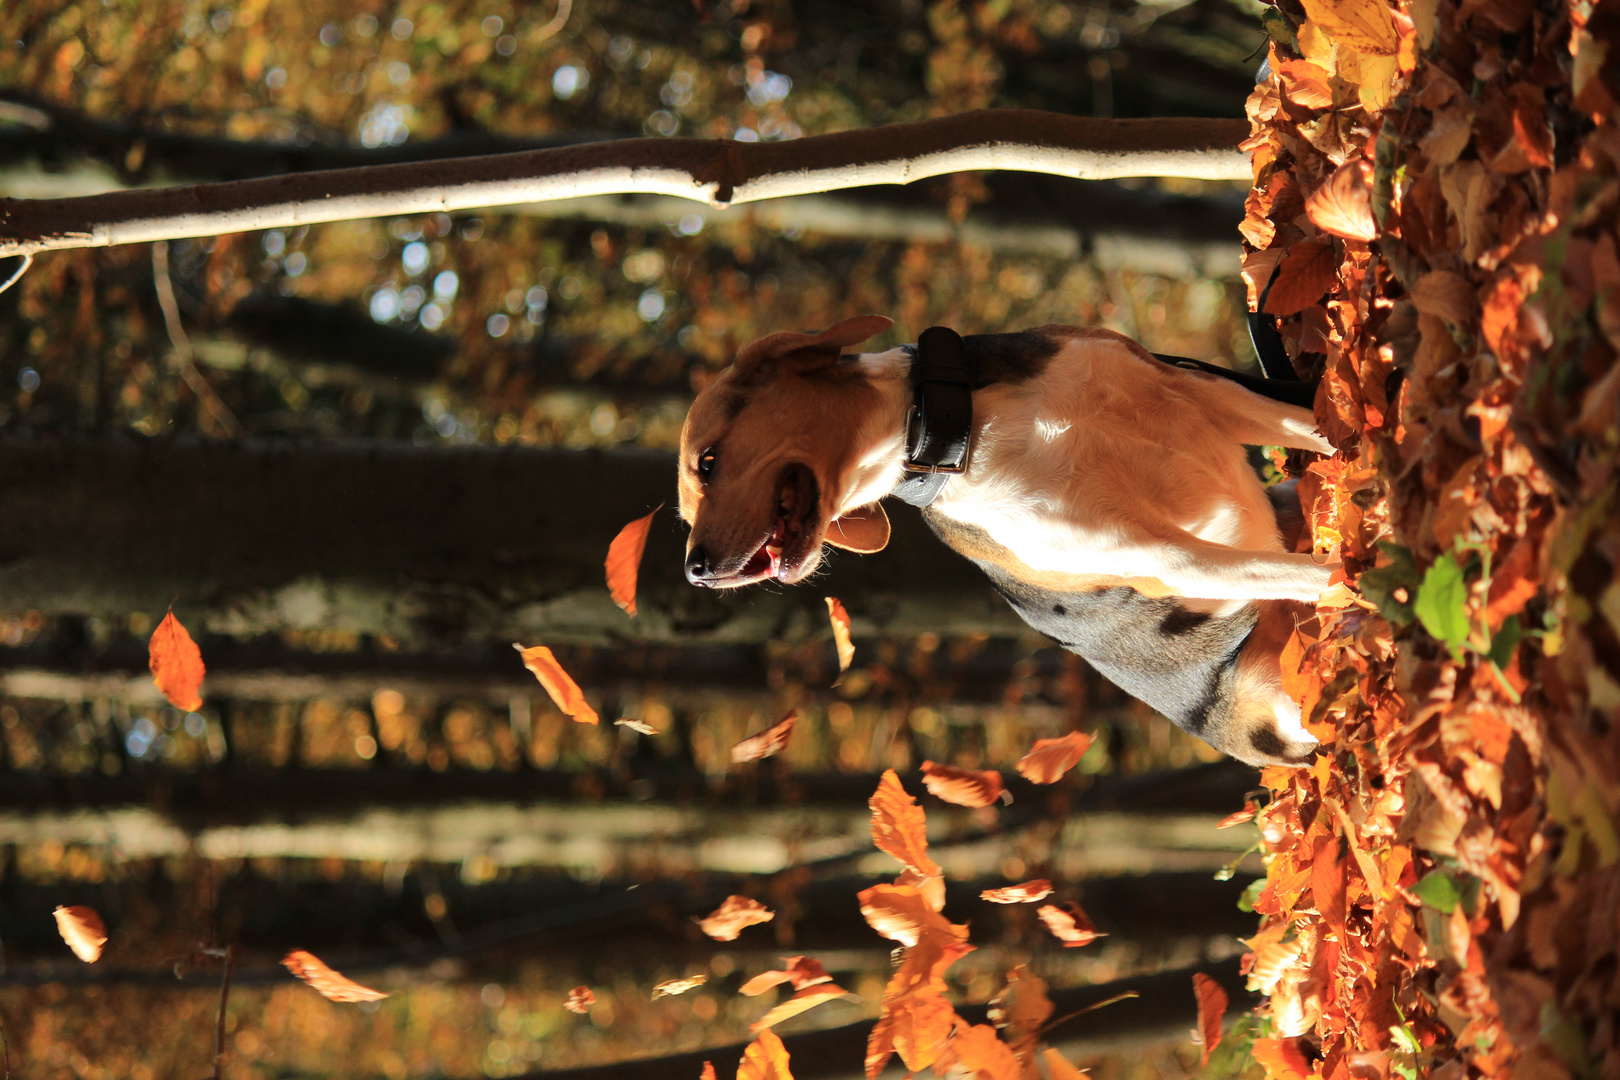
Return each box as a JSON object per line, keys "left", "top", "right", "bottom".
{"left": 979, "top": 879, "right": 1053, "bottom": 904}
{"left": 1305, "top": 160, "right": 1378, "bottom": 242}
{"left": 605, "top": 505, "right": 661, "bottom": 617}
{"left": 1217, "top": 801, "right": 1259, "bottom": 829}
{"left": 740, "top": 956, "right": 835, "bottom": 996}
{"left": 1193, "top": 973, "right": 1229, "bottom": 1065}
{"left": 920, "top": 761, "right": 1005, "bottom": 808}
{"left": 738, "top": 1028, "right": 795, "bottom": 1080}
{"left": 53, "top": 905, "right": 107, "bottom": 963}
{"left": 1264, "top": 241, "right": 1338, "bottom": 316}
{"left": 1252, "top": 1038, "right": 1313, "bottom": 1080}
{"left": 944, "top": 1020, "right": 1022, "bottom": 1080}
{"left": 826, "top": 597, "right": 855, "bottom": 673}
{"left": 731, "top": 711, "right": 798, "bottom": 763}
{"left": 282, "top": 950, "right": 389, "bottom": 1002}
{"left": 750, "top": 985, "right": 854, "bottom": 1031}
{"left": 1015, "top": 732, "right": 1094, "bottom": 784}
{"left": 565, "top": 986, "right": 596, "bottom": 1014}
{"left": 699, "top": 895, "right": 775, "bottom": 941}
{"left": 149, "top": 610, "right": 204, "bottom": 712}
{"left": 514, "top": 644, "right": 599, "bottom": 724}
{"left": 700, "top": 1063, "right": 716, "bottom": 1080}
{"left": 869, "top": 770, "right": 942, "bottom": 882}
{"left": 1037, "top": 902, "right": 1106, "bottom": 947}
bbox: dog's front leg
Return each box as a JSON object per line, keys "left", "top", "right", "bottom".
{"left": 1142, "top": 530, "right": 1338, "bottom": 602}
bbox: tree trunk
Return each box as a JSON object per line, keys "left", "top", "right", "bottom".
{"left": 0, "top": 111, "right": 1249, "bottom": 258}
{"left": 0, "top": 437, "right": 1022, "bottom": 648}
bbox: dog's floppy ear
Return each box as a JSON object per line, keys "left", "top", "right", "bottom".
{"left": 825, "top": 503, "right": 891, "bottom": 553}
{"left": 732, "top": 315, "right": 894, "bottom": 380}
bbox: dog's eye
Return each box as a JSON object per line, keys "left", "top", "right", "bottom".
{"left": 697, "top": 447, "right": 717, "bottom": 484}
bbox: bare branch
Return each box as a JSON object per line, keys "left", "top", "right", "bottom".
{"left": 0, "top": 111, "right": 1248, "bottom": 257}
{"left": 151, "top": 242, "right": 241, "bottom": 438}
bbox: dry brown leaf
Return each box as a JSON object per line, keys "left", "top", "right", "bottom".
{"left": 514, "top": 644, "right": 599, "bottom": 724}
{"left": 699, "top": 895, "right": 776, "bottom": 941}
{"left": 564, "top": 986, "right": 596, "bottom": 1014}
{"left": 1015, "top": 732, "right": 1095, "bottom": 784}
{"left": 869, "top": 770, "right": 943, "bottom": 883}
{"left": 826, "top": 597, "right": 855, "bottom": 674}
{"left": 751, "top": 985, "right": 854, "bottom": 1031}
{"left": 989, "top": 965, "right": 1052, "bottom": 1064}
{"left": 605, "top": 505, "right": 661, "bottom": 617}
{"left": 1306, "top": 160, "right": 1378, "bottom": 242}
{"left": 731, "top": 711, "right": 798, "bottom": 763}
{"left": 1216, "top": 802, "right": 1260, "bottom": 829}
{"left": 979, "top": 879, "right": 1053, "bottom": 904}
{"left": 149, "top": 610, "right": 205, "bottom": 712}
{"left": 738, "top": 1028, "right": 795, "bottom": 1080}
{"left": 943, "top": 1020, "right": 1022, "bottom": 1080}
{"left": 873, "top": 992, "right": 956, "bottom": 1076}
{"left": 1036, "top": 903, "right": 1107, "bottom": 948}
{"left": 282, "top": 950, "right": 389, "bottom": 1002}
{"left": 920, "top": 761, "right": 1006, "bottom": 808}
{"left": 1193, "top": 973, "right": 1229, "bottom": 1065}
{"left": 652, "top": 973, "right": 708, "bottom": 999}
{"left": 1410, "top": 270, "right": 1476, "bottom": 326}
{"left": 1265, "top": 241, "right": 1339, "bottom": 316}
{"left": 615, "top": 717, "right": 658, "bottom": 735}
{"left": 53, "top": 905, "right": 107, "bottom": 963}
{"left": 740, "top": 956, "right": 835, "bottom": 996}
{"left": 1277, "top": 59, "right": 1335, "bottom": 109}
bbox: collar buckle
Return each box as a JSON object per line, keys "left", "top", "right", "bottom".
{"left": 901, "top": 405, "right": 969, "bottom": 474}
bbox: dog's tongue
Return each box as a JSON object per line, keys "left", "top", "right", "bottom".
{"left": 740, "top": 516, "right": 788, "bottom": 580}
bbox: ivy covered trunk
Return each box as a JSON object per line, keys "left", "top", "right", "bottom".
{"left": 1236, "top": 0, "right": 1619, "bottom": 1076}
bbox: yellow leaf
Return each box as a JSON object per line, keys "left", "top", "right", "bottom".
{"left": 1298, "top": 0, "right": 1398, "bottom": 55}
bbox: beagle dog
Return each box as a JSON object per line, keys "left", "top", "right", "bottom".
{"left": 677, "top": 316, "right": 1333, "bottom": 766}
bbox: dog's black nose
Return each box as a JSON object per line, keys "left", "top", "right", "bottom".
{"left": 685, "top": 545, "right": 713, "bottom": 586}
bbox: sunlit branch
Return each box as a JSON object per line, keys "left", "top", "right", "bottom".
{"left": 0, "top": 110, "right": 1249, "bottom": 257}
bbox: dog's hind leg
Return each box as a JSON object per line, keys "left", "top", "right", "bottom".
{"left": 1138, "top": 529, "right": 1337, "bottom": 602}
{"left": 1179, "top": 371, "right": 1334, "bottom": 453}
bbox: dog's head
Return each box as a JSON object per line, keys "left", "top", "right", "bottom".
{"left": 678, "top": 315, "right": 900, "bottom": 588}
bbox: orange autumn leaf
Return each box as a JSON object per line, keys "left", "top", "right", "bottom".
{"left": 1264, "top": 240, "right": 1339, "bottom": 316}
{"left": 869, "top": 770, "right": 942, "bottom": 885}
{"left": 943, "top": 1020, "right": 1022, "bottom": 1080}
{"left": 1193, "top": 973, "right": 1229, "bottom": 1066}
{"left": 605, "top": 505, "right": 661, "bottom": 617}
{"left": 1036, "top": 902, "right": 1106, "bottom": 947}
{"left": 731, "top": 710, "right": 798, "bottom": 763}
{"left": 564, "top": 986, "right": 596, "bottom": 1014}
{"left": 980, "top": 879, "right": 1053, "bottom": 904}
{"left": 1486, "top": 539, "right": 1539, "bottom": 627}
{"left": 149, "top": 610, "right": 204, "bottom": 712}
{"left": 1252, "top": 1038, "right": 1314, "bottom": 1080}
{"left": 869, "top": 992, "right": 956, "bottom": 1078}
{"left": 1217, "top": 801, "right": 1260, "bottom": 828}
{"left": 825, "top": 597, "right": 855, "bottom": 673}
{"left": 1297, "top": 0, "right": 1399, "bottom": 54}
{"left": 700, "top": 1064, "right": 716, "bottom": 1080}
{"left": 920, "top": 761, "right": 1005, "bottom": 808}
{"left": 1015, "top": 732, "right": 1094, "bottom": 784}
{"left": 53, "top": 905, "right": 107, "bottom": 963}
{"left": 698, "top": 895, "right": 775, "bottom": 941}
{"left": 1305, "top": 160, "right": 1378, "bottom": 242}
{"left": 514, "top": 644, "right": 599, "bottom": 724}
{"left": 989, "top": 965, "right": 1052, "bottom": 1064}
{"left": 740, "top": 956, "right": 835, "bottom": 997}
{"left": 1041, "top": 1048, "right": 1091, "bottom": 1080}
{"left": 738, "top": 1028, "right": 795, "bottom": 1080}
{"left": 1277, "top": 59, "right": 1334, "bottom": 109}
{"left": 750, "top": 985, "right": 854, "bottom": 1032}
{"left": 282, "top": 950, "right": 389, "bottom": 1002}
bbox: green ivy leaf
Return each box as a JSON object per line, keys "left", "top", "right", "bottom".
{"left": 1359, "top": 542, "right": 1420, "bottom": 626}
{"left": 1237, "top": 877, "right": 1265, "bottom": 913}
{"left": 1414, "top": 552, "right": 1470, "bottom": 648}
{"left": 1489, "top": 614, "right": 1522, "bottom": 669}
{"left": 1411, "top": 870, "right": 1462, "bottom": 913}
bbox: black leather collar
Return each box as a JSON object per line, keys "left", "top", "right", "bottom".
{"left": 889, "top": 326, "right": 974, "bottom": 508}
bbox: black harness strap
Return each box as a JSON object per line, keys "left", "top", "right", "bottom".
{"left": 890, "top": 326, "right": 974, "bottom": 509}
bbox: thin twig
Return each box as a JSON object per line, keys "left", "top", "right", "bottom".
{"left": 532, "top": 0, "right": 572, "bottom": 43}
{"left": 212, "top": 945, "right": 233, "bottom": 1080}
{"left": 1041, "top": 990, "right": 1141, "bottom": 1034}
{"left": 0, "top": 255, "right": 30, "bottom": 297}
{"left": 150, "top": 242, "right": 240, "bottom": 438}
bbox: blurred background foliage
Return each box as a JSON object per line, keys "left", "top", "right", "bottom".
{"left": 0, "top": 0, "right": 1278, "bottom": 1076}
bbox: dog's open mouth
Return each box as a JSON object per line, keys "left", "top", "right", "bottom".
{"left": 736, "top": 463, "right": 820, "bottom": 582}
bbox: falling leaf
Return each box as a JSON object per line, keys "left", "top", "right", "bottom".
{"left": 53, "top": 905, "right": 107, "bottom": 963}
{"left": 751, "top": 985, "right": 855, "bottom": 1031}
{"left": 514, "top": 644, "right": 599, "bottom": 724}
{"left": 741, "top": 956, "right": 835, "bottom": 996}
{"left": 282, "top": 950, "right": 389, "bottom": 1002}
{"left": 1264, "top": 241, "right": 1339, "bottom": 316}
{"left": 149, "top": 609, "right": 204, "bottom": 712}
{"left": 1041, "top": 1048, "right": 1091, "bottom": 1080}
{"left": 564, "top": 986, "right": 596, "bottom": 1014}
{"left": 1306, "top": 160, "right": 1378, "bottom": 241}
{"left": 868, "top": 770, "right": 943, "bottom": 887}
{"left": 989, "top": 965, "right": 1052, "bottom": 1063}
{"left": 605, "top": 505, "right": 661, "bottom": 617}
{"left": 1251, "top": 1038, "right": 1313, "bottom": 1080}
{"left": 941, "top": 1020, "right": 1022, "bottom": 1080}
{"left": 826, "top": 597, "right": 855, "bottom": 674}
{"left": 1014, "top": 732, "right": 1094, "bottom": 784}
{"left": 1217, "top": 802, "right": 1259, "bottom": 829}
{"left": 738, "top": 1028, "right": 795, "bottom": 1080}
{"left": 871, "top": 991, "right": 956, "bottom": 1076}
{"left": 700, "top": 1064, "right": 716, "bottom": 1080}
{"left": 615, "top": 717, "right": 658, "bottom": 735}
{"left": 920, "top": 761, "right": 1005, "bottom": 808}
{"left": 699, "top": 895, "right": 776, "bottom": 941}
{"left": 1036, "top": 903, "right": 1106, "bottom": 947}
{"left": 652, "top": 973, "right": 708, "bottom": 999}
{"left": 731, "top": 711, "right": 798, "bottom": 763}
{"left": 1193, "top": 973, "right": 1229, "bottom": 1065}
{"left": 979, "top": 879, "right": 1053, "bottom": 904}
